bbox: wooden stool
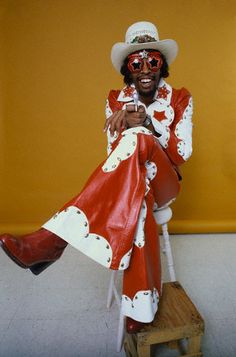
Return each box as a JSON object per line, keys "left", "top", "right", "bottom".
{"left": 124, "top": 282, "right": 204, "bottom": 357}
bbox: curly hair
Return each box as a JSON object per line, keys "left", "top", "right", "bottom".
{"left": 120, "top": 49, "right": 169, "bottom": 86}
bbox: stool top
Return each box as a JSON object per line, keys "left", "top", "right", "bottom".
{"left": 137, "top": 282, "right": 204, "bottom": 343}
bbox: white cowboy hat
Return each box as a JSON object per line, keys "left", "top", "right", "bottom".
{"left": 111, "top": 21, "right": 178, "bottom": 73}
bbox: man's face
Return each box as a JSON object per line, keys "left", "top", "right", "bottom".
{"left": 128, "top": 50, "right": 163, "bottom": 98}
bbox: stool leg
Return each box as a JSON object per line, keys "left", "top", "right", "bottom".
{"left": 124, "top": 334, "right": 138, "bottom": 357}
{"left": 187, "top": 335, "right": 202, "bottom": 354}
{"left": 162, "top": 223, "right": 176, "bottom": 282}
{"left": 137, "top": 343, "right": 150, "bottom": 357}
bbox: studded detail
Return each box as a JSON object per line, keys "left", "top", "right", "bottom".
{"left": 103, "top": 126, "right": 152, "bottom": 173}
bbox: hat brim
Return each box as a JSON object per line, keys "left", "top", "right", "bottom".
{"left": 111, "top": 39, "right": 178, "bottom": 73}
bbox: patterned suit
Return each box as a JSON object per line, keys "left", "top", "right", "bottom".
{"left": 43, "top": 79, "right": 193, "bottom": 322}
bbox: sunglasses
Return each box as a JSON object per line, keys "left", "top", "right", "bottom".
{"left": 127, "top": 51, "right": 163, "bottom": 73}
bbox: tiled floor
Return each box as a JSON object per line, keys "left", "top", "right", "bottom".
{"left": 0, "top": 233, "right": 236, "bottom": 356}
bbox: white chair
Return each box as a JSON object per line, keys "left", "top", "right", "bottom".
{"left": 107, "top": 205, "right": 176, "bottom": 352}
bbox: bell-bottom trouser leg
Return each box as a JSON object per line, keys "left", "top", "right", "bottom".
{"left": 43, "top": 128, "right": 180, "bottom": 322}
{"left": 121, "top": 189, "right": 162, "bottom": 323}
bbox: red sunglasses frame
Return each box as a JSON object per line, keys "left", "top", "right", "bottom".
{"left": 127, "top": 51, "right": 163, "bottom": 73}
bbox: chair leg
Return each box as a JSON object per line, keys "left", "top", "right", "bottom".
{"left": 107, "top": 270, "right": 118, "bottom": 309}
{"left": 107, "top": 270, "right": 125, "bottom": 351}
{"left": 113, "top": 282, "right": 122, "bottom": 308}
{"left": 162, "top": 223, "right": 176, "bottom": 282}
{"left": 117, "top": 308, "right": 125, "bottom": 352}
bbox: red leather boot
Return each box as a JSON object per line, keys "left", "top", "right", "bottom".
{"left": 0, "top": 228, "right": 68, "bottom": 275}
{"left": 126, "top": 317, "right": 149, "bottom": 334}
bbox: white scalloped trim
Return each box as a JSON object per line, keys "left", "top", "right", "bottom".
{"left": 147, "top": 81, "right": 174, "bottom": 149}
{"left": 42, "top": 206, "right": 112, "bottom": 268}
{"left": 121, "top": 288, "right": 159, "bottom": 323}
{"left": 118, "top": 247, "right": 133, "bottom": 270}
{"left": 102, "top": 127, "right": 152, "bottom": 173}
{"left": 175, "top": 97, "right": 193, "bottom": 160}
{"left": 105, "top": 99, "right": 113, "bottom": 119}
{"left": 145, "top": 161, "right": 157, "bottom": 181}
{"left": 145, "top": 161, "right": 158, "bottom": 196}
{"left": 133, "top": 200, "right": 147, "bottom": 248}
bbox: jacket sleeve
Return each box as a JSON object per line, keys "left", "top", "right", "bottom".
{"left": 154, "top": 88, "right": 193, "bottom": 166}
{"left": 105, "top": 90, "right": 123, "bottom": 155}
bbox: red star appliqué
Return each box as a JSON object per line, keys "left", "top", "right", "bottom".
{"left": 157, "top": 86, "right": 170, "bottom": 100}
{"left": 153, "top": 111, "right": 166, "bottom": 121}
{"left": 123, "top": 86, "right": 135, "bottom": 98}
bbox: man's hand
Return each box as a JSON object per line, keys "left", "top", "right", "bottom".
{"left": 103, "top": 110, "right": 126, "bottom": 136}
{"left": 104, "top": 105, "right": 146, "bottom": 136}
{"left": 125, "top": 105, "right": 146, "bottom": 128}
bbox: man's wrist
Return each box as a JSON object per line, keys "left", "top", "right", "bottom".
{"left": 142, "top": 115, "right": 152, "bottom": 128}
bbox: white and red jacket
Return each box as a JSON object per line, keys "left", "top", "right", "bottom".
{"left": 105, "top": 79, "right": 193, "bottom": 168}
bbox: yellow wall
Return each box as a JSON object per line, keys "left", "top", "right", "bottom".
{"left": 1, "top": 0, "right": 236, "bottom": 234}
{"left": 0, "top": 3, "right": 5, "bottom": 214}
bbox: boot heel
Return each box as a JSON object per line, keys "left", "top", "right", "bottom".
{"left": 29, "top": 261, "right": 55, "bottom": 275}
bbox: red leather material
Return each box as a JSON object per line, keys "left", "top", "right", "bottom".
{"left": 42, "top": 129, "right": 180, "bottom": 322}
{"left": 126, "top": 317, "right": 148, "bottom": 334}
{"left": 107, "top": 84, "right": 192, "bottom": 167}
{"left": 1, "top": 127, "right": 180, "bottom": 322}
{"left": 123, "top": 190, "right": 161, "bottom": 300}
{"left": 58, "top": 131, "right": 179, "bottom": 270}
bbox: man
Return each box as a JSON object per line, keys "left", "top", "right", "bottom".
{"left": 0, "top": 21, "right": 193, "bottom": 334}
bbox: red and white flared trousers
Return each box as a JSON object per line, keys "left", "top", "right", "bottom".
{"left": 43, "top": 127, "right": 180, "bottom": 322}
